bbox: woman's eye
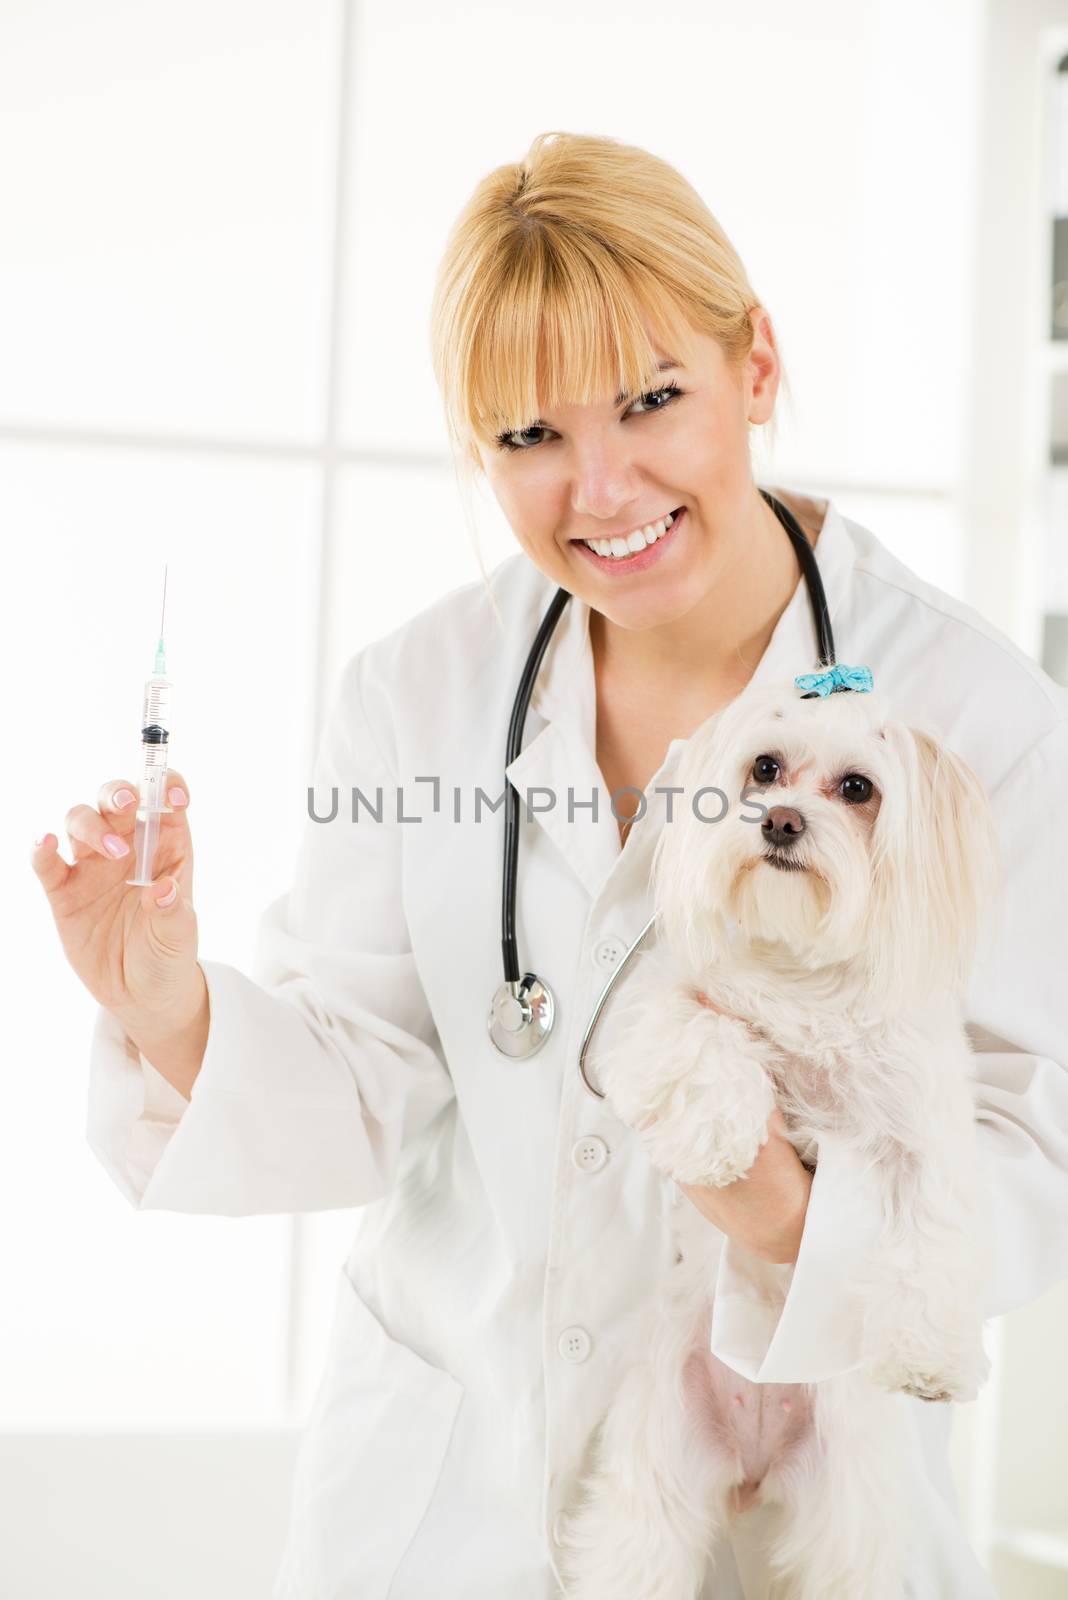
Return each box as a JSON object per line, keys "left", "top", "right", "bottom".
{"left": 494, "top": 382, "right": 683, "bottom": 452}
{"left": 751, "top": 755, "right": 780, "bottom": 784}
{"left": 628, "top": 381, "right": 683, "bottom": 415}
{"left": 839, "top": 773, "right": 873, "bottom": 804}
{"left": 497, "top": 426, "right": 545, "bottom": 451}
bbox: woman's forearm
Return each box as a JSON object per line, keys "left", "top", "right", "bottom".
{"left": 117, "top": 966, "right": 211, "bottom": 1103}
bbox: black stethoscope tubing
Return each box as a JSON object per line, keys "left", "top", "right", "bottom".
{"left": 490, "top": 486, "right": 837, "bottom": 1059}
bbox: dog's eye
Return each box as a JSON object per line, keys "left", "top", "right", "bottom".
{"left": 839, "top": 773, "right": 873, "bottom": 804}
{"left": 751, "top": 755, "right": 780, "bottom": 784}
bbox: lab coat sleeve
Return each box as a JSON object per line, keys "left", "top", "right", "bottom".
{"left": 709, "top": 716, "right": 1068, "bottom": 1382}
{"left": 85, "top": 647, "right": 456, "bottom": 1215}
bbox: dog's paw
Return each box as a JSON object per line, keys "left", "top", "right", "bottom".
{"left": 858, "top": 1266, "right": 991, "bottom": 1406}
{"left": 903, "top": 1377, "right": 955, "bottom": 1404}
{"left": 864, "top": 1344, "right": 988, "bottom": 1404}
{"left": 672, "top": 1143, "right": 760, "bottom": 1189}
{"left": 639, "top": 1106, "right": 767, "bottom": 1190}
{"left": 865, "top": 1359, "right": 953, "bottom": 1403}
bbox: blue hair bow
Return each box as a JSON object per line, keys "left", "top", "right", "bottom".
{"left": 794, "top": 662, "right": 874, "bottom": 698}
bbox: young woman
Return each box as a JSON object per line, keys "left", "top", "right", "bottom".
{"left": 33, "top": 131, "right": 1068, "bottom": 1599}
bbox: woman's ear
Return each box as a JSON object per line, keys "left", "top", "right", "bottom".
{"left": 865, "top": 722, "right": 1002, "bottom": 1006}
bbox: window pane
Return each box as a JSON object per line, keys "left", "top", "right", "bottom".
{"left": 0, "top": 0, "right": 338, "bottom": 441}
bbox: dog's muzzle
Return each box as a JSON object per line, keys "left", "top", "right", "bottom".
{"left": 761, "top": 805, "right": 808, "bottom": 871}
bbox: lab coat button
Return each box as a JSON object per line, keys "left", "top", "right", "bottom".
{"left": 558, "top": 1326, "right": 592, "bottom": 1363}
{"left": 593, "top": 936, "right": 626, "bottom": 969}
{"left": 571, "top": 1136, "right": 609, "bottom": 1172}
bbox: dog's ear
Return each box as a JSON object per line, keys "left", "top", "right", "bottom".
{"left": 865, "top": 724, "right": 1002, "bottom": 1006}
{"left": 649, "top": 717, "right": 737, "bottom": 976}
{"left": 650, "top": 794, "right": 735, "bottom": 976}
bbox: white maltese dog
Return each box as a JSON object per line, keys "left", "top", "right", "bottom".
{"left": 556, "top": 675, "right": 1002, "bottom": 1600}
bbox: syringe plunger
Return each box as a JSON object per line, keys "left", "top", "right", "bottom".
{"left": 128, "top": 809, "right": 162, "bottom": 889}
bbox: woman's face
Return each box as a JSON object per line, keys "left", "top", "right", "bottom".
{"left": 476, "top": 309, "right": 780, "bottom": 632}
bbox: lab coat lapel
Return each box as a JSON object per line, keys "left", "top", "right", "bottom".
{"left": 503, "top": 719, "right": 620, "bottom": 900}
{"left": 504, "top": 590, "right": 620, "bottom": 900}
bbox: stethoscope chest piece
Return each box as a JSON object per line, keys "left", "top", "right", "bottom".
{"left": 488, "top": 975, "right": 555, "bottom": 1058}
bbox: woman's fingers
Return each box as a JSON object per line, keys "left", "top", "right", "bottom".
{"left": 95, "top": 769, "right": 192, "bottom": 830}
{"left": 29, "top": 833, "right": 71, "bottom": 897}
{"left": 49, "top": 767, "right": 191, "bottom": 868}
{"left": 64, "top": 799, "right": 136, "bottom": 864}
{"left": 60, "top": 778, "right": 140, "bottom": 864}
{"left": 96, "top": 778, "right": 141, "bottom": 829}
{"left": 157, "top": 768, "right": 191, "bottom": 829}
{"left": 154, "top": 768, "right": 193, "bottom": 902}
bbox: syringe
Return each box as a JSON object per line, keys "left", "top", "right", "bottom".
{"left": 126, "top": 566, "right": 174, "bottom": 887}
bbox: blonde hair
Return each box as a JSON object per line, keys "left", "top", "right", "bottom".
{"left": 428, "top": 130, "right": 791, "bottom": 608}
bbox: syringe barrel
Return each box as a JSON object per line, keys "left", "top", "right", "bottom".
{"left": 138, "top": 673, "right": 172, "bottom": 813}
{"left": 139, "top": 742, "right": 172, "bottom": 812}
{"left": 141, "top": 673, "right": 171, "bottom": 735}
{"left": 127, "top": 658, "right": 173, "bottom": 885}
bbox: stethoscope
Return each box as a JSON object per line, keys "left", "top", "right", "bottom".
{"left": 487, "top": 487, "right": 838, "bottom": 1096}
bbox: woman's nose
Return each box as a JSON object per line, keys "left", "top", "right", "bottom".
{"left": 568, "top": 446, "right": 646, "bottom": 519}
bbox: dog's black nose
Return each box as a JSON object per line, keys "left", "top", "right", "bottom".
{"left": 762, "top": 805, "right": 806, "bottom": 847}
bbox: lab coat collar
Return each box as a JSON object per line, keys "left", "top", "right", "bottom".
{"left": 504, "top": 490, "right": 857, "bottom": 899}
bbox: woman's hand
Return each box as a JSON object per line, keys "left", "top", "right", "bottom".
{"left": 676, "top": 1104, "right": 812, "bottom": 1264}
{"left": 642, "top": 989, "right": 814, "bottom": 1265}
{"left": 30, "top": 772, "right": 204, "bottom": 1034}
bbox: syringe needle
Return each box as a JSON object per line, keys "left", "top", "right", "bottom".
{"left": 159, "top": 563, "right": 168, "bottom": 638}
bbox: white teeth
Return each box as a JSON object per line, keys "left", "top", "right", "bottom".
{"left": 585, "top": 509, "right": 677, "bottom": 560}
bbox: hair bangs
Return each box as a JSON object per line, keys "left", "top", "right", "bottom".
{"left": 463, "top": 241, "right": 702, "bottom": 454}
{"left": 428, "top": 131, "right": 789, "bottom": 593}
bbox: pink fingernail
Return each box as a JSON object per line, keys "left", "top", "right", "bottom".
{"left": 103, "top": 833, "right": 130, "bottom": 858}
{"left": 168, "top": 787, "right": 187, "bottom": 806}
{"left": 155, "top": 879, "right": 177, "bottom": 906}
{"left": 112, "top": 789, "right": 135, "bottom": 809}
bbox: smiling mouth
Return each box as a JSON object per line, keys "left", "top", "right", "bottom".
{"left": 572, "top": 506, "right": 684, "bottom": 561}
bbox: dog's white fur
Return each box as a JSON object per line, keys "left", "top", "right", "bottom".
{"left": 555, "top": 682, "right": 1003, "bottom": 1600}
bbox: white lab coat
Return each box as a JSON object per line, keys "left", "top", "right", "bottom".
{"left": 87, "top": 488, "right": 1068, "bottom": 1599}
